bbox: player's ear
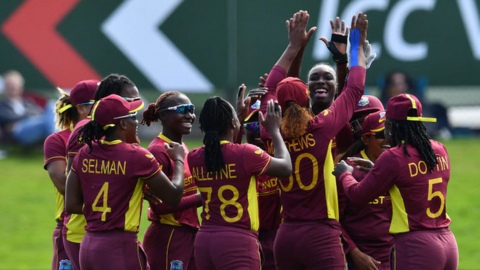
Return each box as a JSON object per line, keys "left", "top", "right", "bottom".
{"left": 119, "top": 119, "right": 128, "bottom": 130}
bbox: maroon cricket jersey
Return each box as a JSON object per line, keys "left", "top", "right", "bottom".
{"left": 188, "top": 141, "right": 272, "bottom": 231}
{"left": 71, "top": 140, "right": 161, "bottom": 232}
{"left": 260, "top": 66, "right": 365, "bottom": 222}
{"left": 341, "top": 150, "right": 394, "bottom": 255}
{"left": 257, "top": 175, "right": 281, "bottom": 231}
{"left": 44, "top": 128, "right": 71, "bottom": 222}
{"left": 67, "top": 117, "right": 90, "bottom": 158}
{"left": 147, "top": 133, "right": 200, "bottom": 229}
{"left": 339, "top": 140, "right": 452, "bottom": 234}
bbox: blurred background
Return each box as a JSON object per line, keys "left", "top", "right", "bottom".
{"left": 0, "top": 0, "right": 479, "bottom": 269}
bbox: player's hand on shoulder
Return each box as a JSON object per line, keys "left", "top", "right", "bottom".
{"left": 164, "top": 142, "right": 185, "bottom": 162}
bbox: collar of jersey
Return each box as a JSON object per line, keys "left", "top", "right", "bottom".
{"left": 220, "top": 140, "right": 230, "bottom": 145}
{"left": 360, "top": 149, "right": 371, "bottom": 161}
{"left": 158, "top": 133, "right": 172, "bottom": 143}
{"left": 101, "top": 140, "right": 122, "bottom": 145}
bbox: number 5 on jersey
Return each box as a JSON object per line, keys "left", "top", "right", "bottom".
{"left": 92, "top": 182, "right": 112, "bottom": 221}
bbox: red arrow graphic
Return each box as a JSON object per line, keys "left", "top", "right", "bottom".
{"left": 2, "top": 0, "right": 101, "bottom": 88}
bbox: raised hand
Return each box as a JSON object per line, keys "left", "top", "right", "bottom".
{"left": 319, "top": 17, "right": 349, "bottom": 59}
{"left": 236, "top": 84, "right": 251, "bottom": 123}
{"left": 164, "top": 142, "right": 185, "bottom": 162}
{"left": 287, "top": 10, "right": 317, "bottom": 49}
{"left": 349, "top": 12, "right": 368, "bottom": 68}
{"left": 258, "top": 73, "right": 269, "bottom": 88}
{"left": 259, "top": 99, "right": 282, "bottom": 135}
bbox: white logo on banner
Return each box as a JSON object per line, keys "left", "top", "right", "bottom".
{"left": 102, "top": 0, "right": 213, "bottom": 92}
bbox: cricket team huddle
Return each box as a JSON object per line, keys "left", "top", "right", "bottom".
{"left": 43, "top": 10, "right": 459, "bottom": 270}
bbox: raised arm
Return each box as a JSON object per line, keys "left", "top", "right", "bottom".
{"left": 259, "top": 100, "right": 292, "bottom": 177}
{"left": 319, "top": 17, "right": 349, "bottom": 94}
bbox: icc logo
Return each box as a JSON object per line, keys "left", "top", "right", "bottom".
{"left": 170, "top": 260, "right": 184, "bottom": 270}
{"left": 59, "top": 260, "right": 73, "bottom": 270}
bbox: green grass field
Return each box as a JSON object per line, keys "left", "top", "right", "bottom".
{"left": 0, "top": 138, "right": 478, "bottom": 269}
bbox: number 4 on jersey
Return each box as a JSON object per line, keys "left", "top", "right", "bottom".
{"left": 92, "top": 182, "right": 112, "bottom": 221}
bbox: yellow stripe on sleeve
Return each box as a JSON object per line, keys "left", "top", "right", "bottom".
{"left": 45, "top": 156, "right": 67, "bottom": 163}
{"left": 259, "top": 156, "right": 272, "bottom": 175}
{"left": 142, "top": 167, "right": 161, "bottom": 180}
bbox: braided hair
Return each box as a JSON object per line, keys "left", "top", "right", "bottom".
{"left": 141, "top": 91, "right": 182, "bottom": 126}
{"left": 54, "top": 87, "right": 78, "bottom": 130}
{"left": 389, "top": 111, "right": 438, "bottom": 172}
{"left": 78, "top": 120, "right": 116, "bottom": 153}
{"left": 199, "top": 96, "right": 234, "bottom": 173}
{"left": 94, "top": 74, "right": 135, "bottom": 101}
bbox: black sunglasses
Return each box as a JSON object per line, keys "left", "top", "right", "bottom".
{"left": 160, "top": 104, "right": 195, "bottom": 114}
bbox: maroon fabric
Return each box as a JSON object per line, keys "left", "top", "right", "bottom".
{"left": 69, "top": 80, "right": 99, "bottom": 106}
{"left": 277, "top": 77, "right": 310, "bottom": 109}
{"left": 259, "top": 229, "right": 277, "bottom": 270}
{"left": 274, "top": 220, "right": 346, "bottom": 270}
{"left": 188, "top": 142, "right": 272, "bottom": 230}
{"left": 341, "top": 152, "right": 393, "bottom": 266}
{"left": 52, "top": 223, "right": 70, "bottom": 270}
{"left": 194, "top": 225, "right": 261, "bottom": 270}
{"left": 386, "top": 93, "right": 424, "bottom": 121}
{"left": 63, "top": 236, "right": 80, "bottom": 270}
{"left": 67, "top": 118, "right": 90, "bottom": 157}
{"left": 147, "top": 135, "right": 200, "bottom": 228}
{"left": 257, "top": 175, "right": 281, "bottom": 231}
{"left": 71, "top": 141, "right": 160, "bottom": 232}
{"left": 339, "top": 140, "right": 452, "bottom": 232}
{"left": 44, "top": 129, "right": 71, "bottom": 170}
{"left": 79, "top": 231, "right": 149, "bottom": 270}
{"left": 391, "top": 228, "right": 458, "bottom": 270}
{"left": 143, "top": 222, "right": 197, "bottom": 270}
{"left": 261, "top": 66, "right": 365, "bottom": 222}
{"left": 362, "top": 111, "right": 386, "bottom": 135}
{"left": 91, "top": 94, "right": 143, "bottom": 128}
{"left": 352, "top": 95, "right": 384, "bottom": 119}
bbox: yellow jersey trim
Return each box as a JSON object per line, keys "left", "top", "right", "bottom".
{"left": 55, "top": 189, "right": 64, "bottom": 222}
{"left": 65, "top": 213, "right": 86, "bottom": 243}
{"left": 259, "top": 156, "right": 271, "bottom": 175}
{"left": 389, "top": 185, "right": 410, "bottom": 234}
{"left": 248, "top": 175, "right": 260, "bottom": 231}
{"left": 220, "top": 140, "right": 230, "bottom": 144}
{"left": 142, "top": 167, "right": 161, "bottom": 180}
{"left": 101, "top": 140, "right": 122, "bottom": 145}
{"left": 159, "top": 213, "right": 181, "bottom": 226}
{"left": 125, "top": 179, "right": 144, "bottom": 232}
{"left": 158, "top": 133, "right": 172, "bottom": 144}
{"left": 46, "top": 155, "right": 67, "bottom": 163}
{"left": 324, "top": 140, "right": 339, "bottom": 221}
{"left": 360, "top": 149, "right": 370, "bottom": 161}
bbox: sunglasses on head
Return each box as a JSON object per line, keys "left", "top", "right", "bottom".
{"left": 122, "top": 97, "right": 142, "bottom": 102}
{"left": 160, "top": 104, "right": 195, "bottom": 114}
{"left": 244, "top": 122, "right": 260, "bottom": 132}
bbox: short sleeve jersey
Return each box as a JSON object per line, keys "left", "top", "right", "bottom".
{"left": 71, "top": 140, "right": 160, "bottom": 232}
{"left": 44, "top": 129, "right": 71, "bottom": 222}
{"left": 146, "top": 134, "right": 200, "bottom": 229}
{"left": 261, "top": 66, "right": 366, "bottom": 222}
{"left": 188, "top": 141, "right": 272, "bottom": 231}
{"left": 339, "top": 140, "right": 452, "bottom": 234}
{"left": 341, "top": 150, "right": 394, "bottom": 253}
{"left": 67, "top": 118, "right": 90, "bottom": 157}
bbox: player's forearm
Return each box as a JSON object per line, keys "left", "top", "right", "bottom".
{"left": 270, "top": 130, "right": 292, "bottom": 177}
{"left": 150, "top": 193, "right": 202, "bottom": 215}
{"left": 168, "top": 160, "right": 186, "bottom": 206}
{"left": 287, "top": 46, "right": 305, "bottom": 78}
{"left": 275, "top": 44, "right": 302, "bottom": 74}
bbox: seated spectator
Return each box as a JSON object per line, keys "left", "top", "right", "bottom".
{"left": 0, "top": 70, "right": 55, "bottom": 147}
{"left": 380, "top": 70, "right": 451, "bottom": 140}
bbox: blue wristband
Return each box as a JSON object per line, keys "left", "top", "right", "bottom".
{"left": 350, "top": 28, "right": 360, "bottom": 67}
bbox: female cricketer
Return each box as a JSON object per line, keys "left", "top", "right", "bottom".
{"left": 262, "top": 12, "right": 368, "bottom": 269}
{"left": 336, "top": 111, "right": 394, "bottom": 270}
{"left": 334, "top": 93, "right": 459, "bottom": 269}
{"left": 141, "top": 91, "right": 202, "bottom": 270}
{"left": 64, "top": 74, "right": 140, "bottom": 270}
{"left": 187, "top": 96, "right": 291, "bottom": 270}
{"left": 65, "top": 94, "right": 186, "bottom": 270}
